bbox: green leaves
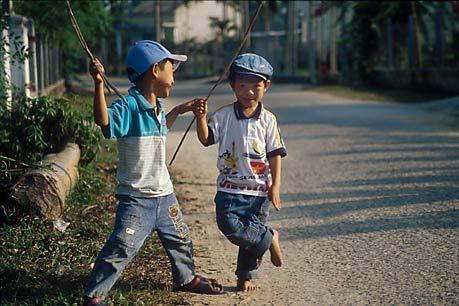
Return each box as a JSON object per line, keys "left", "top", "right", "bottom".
{"left": 13, "top": 0, "right": 113, "bottom": 79}
{"left": 14, "top": 0, "right": 112, "bottom": 54}
{"left": 0, "top": 95, "right": 101, "bottom": 184}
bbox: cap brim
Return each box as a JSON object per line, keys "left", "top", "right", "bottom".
{"left": 168, "top": 54, "right": 187, "bottom": 62}
{"left": 233, "top": 70, "right": 268, "bottom": 81}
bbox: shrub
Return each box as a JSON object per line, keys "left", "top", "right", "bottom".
{"left": 0, "top": 95, "right": 101, "bottom": 185}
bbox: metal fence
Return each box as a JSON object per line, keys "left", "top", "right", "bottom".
{"left": 35, "top": 40, "right": 64, "bottom": 96}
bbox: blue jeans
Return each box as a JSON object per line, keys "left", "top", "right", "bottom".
{"left": 84, "top": 193, "right": 195, "bottom": 298}
{"left": 214, "top": 191, "right": 273, "bottom": 280}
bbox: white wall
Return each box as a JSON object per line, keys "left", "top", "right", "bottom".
{"left": 173, "top": 1, "right": 242, "bottom": 43}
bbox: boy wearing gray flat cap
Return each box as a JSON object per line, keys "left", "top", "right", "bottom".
{"left": 194, "top": 53, "right": 286, "bottom": 292}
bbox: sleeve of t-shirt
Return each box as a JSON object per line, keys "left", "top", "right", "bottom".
{"left": 266, "top": 114, "right": 287, "bottom": 159}
{"left": 101, "top": 97, "right": 132, "bottom": 139}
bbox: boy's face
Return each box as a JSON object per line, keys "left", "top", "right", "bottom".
{"left": 231, "top": 74, "right": 270, "bottom": 108}
{"left": 153, "top": 60, "right": 175, "bottom": 98}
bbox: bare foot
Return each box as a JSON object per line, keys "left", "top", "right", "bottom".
{"left": 269, "top": 229, "right": 283, "bottom": 267}
{"left": 237, "top": 279, "right": 259, "bottom": 292}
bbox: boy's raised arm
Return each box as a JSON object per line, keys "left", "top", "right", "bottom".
{"left": 166, "top": 98, "right": 201, "bottom": 130}
{"left": 89, "top": 59, "right": 109, "bottom": 127}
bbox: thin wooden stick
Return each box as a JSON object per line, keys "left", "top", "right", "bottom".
{"left": 65, "top": 0, "right": 127, "bottom": 103}
{"left": 169, "top": 0, "right": 264, "bottom": 166}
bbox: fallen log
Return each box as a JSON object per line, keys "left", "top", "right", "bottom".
{"left": 9, "top": 142, "right": 80, "bottom": 219}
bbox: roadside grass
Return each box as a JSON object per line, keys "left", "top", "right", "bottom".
{"left": 306, "top": 84, "right": 454, "bottom": 103}
{"left": 0, "top": 98, "right": 188, "bottom": 305}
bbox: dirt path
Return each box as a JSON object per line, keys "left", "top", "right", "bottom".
{"left": 167, "top": 124, "right": 290, "bottom": 306}
{"left": 73, "top": 75, "right": 458, "bottom": 305}
{"left": 164, "top": 80, "right": 459, "bottom": 306}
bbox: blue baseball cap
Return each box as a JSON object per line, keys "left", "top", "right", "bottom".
{"left": 125, "top": 40, "right": 187, "bottom": 83}
{"left": 230, "top": 53, "right": 273, "bottom": 80}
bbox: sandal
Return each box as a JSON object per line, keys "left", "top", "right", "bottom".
{"left": 82, "top": 296, "right": 108, "bottom": 306}
{"left": 179, "top": 275, "right": 224, "bottom": 294}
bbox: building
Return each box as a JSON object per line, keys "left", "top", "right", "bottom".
{"left": 120, "top": 0, "right": 241, "bottom": 44}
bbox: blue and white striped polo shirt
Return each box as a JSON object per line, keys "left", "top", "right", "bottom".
{"left": 102, "top": 87, "right": 173, "bottom": 197}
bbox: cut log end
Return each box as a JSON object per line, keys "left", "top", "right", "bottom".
{"left": 8, "top": 142, "right": 80, "bottom": 220}
{"left": 10, "top": 172, "right": 64, "bottom": 219}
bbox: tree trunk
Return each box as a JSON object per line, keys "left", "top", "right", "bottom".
{"left": 9, "top": 142, "right": 80, "bottom": 219}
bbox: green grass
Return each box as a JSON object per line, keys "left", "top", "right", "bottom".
{"left": 306, "top": 84, "right": 454, "bottom": 103}
{"left": 0, "top": 137, "right": 187, "bottom": 305}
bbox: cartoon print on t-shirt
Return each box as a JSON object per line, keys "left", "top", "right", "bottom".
{"left": 243, "top": 139, "right": 266, "bottom": 160}
{"left": 243, "top": 139, "right": 267, "bottom": 174}
{"left": 250, "top": 161, "right": 266, "bottom": 174}
{"left": 219, "top": 141, "right": 239, "bottom": 175}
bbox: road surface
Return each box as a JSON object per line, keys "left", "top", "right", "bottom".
{"left": 163, "top": 78, "right": 459, "bottom": 306}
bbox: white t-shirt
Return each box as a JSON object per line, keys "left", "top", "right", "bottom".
{"left": 207, "top": 101, "right": 286, "bottom": 197}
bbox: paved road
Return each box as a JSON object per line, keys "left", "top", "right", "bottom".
{"left": 78, "top": 76, "right": 459, "bottom": 305}
{"left": 163, "top": 78, "right": 459, "bottom": 306}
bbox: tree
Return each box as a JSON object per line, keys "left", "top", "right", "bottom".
{"left": 13, "top": 0, "right": 112, "bottom": 79}
{"left": 209, "top": 17, "right": 237, "bottom": 41}
{"left": 334, "top": 1, "right": 454, "bottom": 79}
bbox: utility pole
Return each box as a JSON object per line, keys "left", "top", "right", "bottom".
{"left": 410, "top": 1, "right": 422, "bottom": 68}
{"left": 330, "top": 6, "right": 337, "bottom": 75}
{"left": 155, "top": 0, "right": 161, "bottom": 42}
{"left": 291, "top": 1, "right": 298, "bottom": 75}
{"left": 244, "top": 1, "right": 251, "bottom": 49}
{"left": 307, "top": 1, "right": 316, "bottom": 84}
{"left": 286, "top": 1, "right": 294, "bottom": 74}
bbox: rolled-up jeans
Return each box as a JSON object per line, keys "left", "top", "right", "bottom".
{"left": 214, "top": 191, "right": 273, "bottom": 280}
{"left": 84, "top": 193, "right": 195, "bottom": 298}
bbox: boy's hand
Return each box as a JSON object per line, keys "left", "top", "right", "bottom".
{"left": 177, "top": 98, "right": 204, "bottom": 115}
{"left": 89, "top": 58, "right": 104, "bottom": 83}
{"left": 268, "top": 184, "right": 281, "bottom": 211}
{"left": 193, "top": 99, "right": 207, "bottom": 119}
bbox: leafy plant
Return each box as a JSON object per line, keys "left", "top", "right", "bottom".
{"left": 0, "top": 95, "right": 101, "bottom": 185}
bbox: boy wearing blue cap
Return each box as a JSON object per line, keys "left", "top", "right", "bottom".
{"left": 194, "top": 53, "right": 286, "bottom": 292}
{"left": 82, "top": 41, "right": 222, "bottom": 306}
